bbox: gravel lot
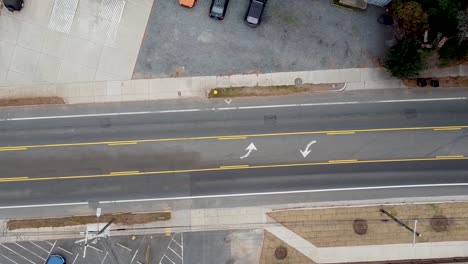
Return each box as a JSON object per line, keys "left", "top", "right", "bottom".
{"left": 133, "top": 0, "right": 393, "bottom": 78}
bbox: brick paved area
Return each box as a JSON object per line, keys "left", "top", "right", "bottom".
{"left": 268, "top": 202, "right": 468, "bottom": 247}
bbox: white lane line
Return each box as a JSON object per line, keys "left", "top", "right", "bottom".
{"left": 99, "top": 183, "right": 468, "bottom": 204}
{"left": 1, "top": 97, "right": 465, "bottom": 121}
{"left": 14, "top": 243, "right": 45, "bottom": 261}
{"left": 0, "top": 244, "right": 35, "bottom": 264}
{"left": 0, "top": 183, "right": 466, "bottom": 210}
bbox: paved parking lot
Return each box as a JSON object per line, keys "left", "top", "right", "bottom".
{"left": 133, "top": 0, "right": 393, "bottom": 79}
{"left": 0, "top": 230, "right": 244, "bottom": 264}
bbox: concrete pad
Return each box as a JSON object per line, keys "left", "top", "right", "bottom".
{"left": 121, "top": 93, "right": 149, "bottom": 102}
{"left": 130, "top": 79, "right": 150, "bottom": 94}
{"left": 173, "top": 77, "right": 193, "bottom": 91}
{"left": 311, "top": 69, "right": 342, "bottom": 83}
{"left": 336, "top": 68, "right": 362, "bottom": 82}
{"left": 192, "top": 76, "right": 217, "bottom": 90}
{"left": 119, "top": 80, "right": 134, "bottom": 95}
{"left": 0, "top": 87, "right": 10, "bottom": 98}
{"left": 55, "top": 83, "right": 81, "bottom": 97}
{"left": 229, "top": 74, "right": 258, "bottom": 87}
{"left": 78, "top": 83, "right": 94, "bottom": 97}
{"left": 460, "top": 65, "right": 468, "bottom": 76}
{"left": 360, "top": 67, "right": 394, "bottom": 81}
{"left": 216, "top": 75, "right": 230, "bottom": 88}
{"left": 94, "top": 95, "right": 122, "bottom": 103}
{"left": 257, "top": 73, "right": 273, "bottom": 86}
{"left": 345, "top": 82, "right": 365, "bottom": 90}
{"left": 270, "top": 72, "right": 297, "bottom": 86}
{"left": 92, "top": 81, "right": 108, "bottom": 96}
{"left": 106, "top": 80, "right": 123, "bottom": 96}
{"left": 339, "top": 0, "right": 367, "bottom": 9}
{"left": 364, "top": 80, "right": 403, "bottom": 90}
{"left": 67, "top": 96, "right": 94, "bottom": 104}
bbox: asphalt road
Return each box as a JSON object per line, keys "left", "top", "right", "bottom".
{"left": 0, "top": 89, "right": 467, "bottom": 208}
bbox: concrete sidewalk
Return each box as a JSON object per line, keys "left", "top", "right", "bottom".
{"left": 0, "top": 66, "right": 466, "bottom": 105}
{"left": 0, "top": 67, "right": 406, "bottom": 104}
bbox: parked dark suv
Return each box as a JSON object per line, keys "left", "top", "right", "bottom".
{"left": 209, "top": 0, "right": 229, "bottom": 20}
{"left": 3, "top": 0, "right": 24, "bottom": 12}
{"left": 244, "top": 0, "right": 267, "bottom": 27}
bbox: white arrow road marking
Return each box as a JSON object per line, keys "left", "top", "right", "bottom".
{"left": 299, "top": 140, "right": 317, "bottom": 158}
{"left": 240, "top": 143, "right": 257, "bottom": 159}
{"left": 225, "top": 99, "right": 232, "bottom": 104}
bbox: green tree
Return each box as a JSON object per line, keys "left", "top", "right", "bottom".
{"left": 392, "top": 1, "right": 428, "bottom": 36}
{"left": 457, "top": 10, "right": 468, "bottom": 44}
{"left": 383, "top": 39, "right": 427, "bottom": 78}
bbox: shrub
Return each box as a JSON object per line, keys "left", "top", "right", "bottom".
{"left": 383, "top": 39, "right": 427, "bottom": 78}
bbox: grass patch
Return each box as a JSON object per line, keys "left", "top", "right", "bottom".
{"left": 7, "top": 211, "right": 171, "bottom": 230}
{"left": 0, "top": 97, "right": 65, "bottom": 107}
{"left": 208, "top": 83, "right": 343, "bottom": 98}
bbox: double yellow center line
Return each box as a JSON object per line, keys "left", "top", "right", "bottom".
{"left": 0, "top": 156, "right": 466, "bottom": 183}
{"left": 0, "top": 125, "right": 465, "bottom": 152}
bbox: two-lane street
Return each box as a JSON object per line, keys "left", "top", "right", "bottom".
{"left": 0, "top": 89, "right": 467, "bottom": 207}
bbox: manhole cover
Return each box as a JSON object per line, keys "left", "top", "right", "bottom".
{"left": 275, "top": 246, "right": 287, "bottom": 260}
{"left": 431, "top": 216, "right": 449, "bottom": 232}
{"left": 294, "top": 78, "right": 303, "bottom": 85}
{"left": 353, "top": 219, "right": 368, "bottom": 235}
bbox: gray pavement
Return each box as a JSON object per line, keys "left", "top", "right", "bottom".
{"left": 0, "top": 89, "right": 467, "bottom": 209}
{"left": 133, "top": 0, "right": 393, "bottom": 78}
{"left": 0, "top": 231, "right": 249, "bottom": 264}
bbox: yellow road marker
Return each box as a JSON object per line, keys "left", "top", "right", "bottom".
{"left": 110, "top": 171, "right": 140, "bottom": 175}
{"left": 165, "top": 228, "right": 171, "bottom": 236}
{"left": 326, "top": 132, "right": 355, "bottom": 135}
{"left": 220, "top": 165, "right": 250, "bottom": 169}
{"left": 433, "top": 127, "right": 462, "bottom": 131}
{"left": 108, "top": 142, "right": 138, "bottom": 146}
{"left": 0, "top": 147, "right": 28, "bottom": 152}
{"left": 0, "top": 177, "right": 29, "bottom": 182}
{"left": 0, "top": 125, "right": 467, "bottom": 150}
{"left": 217, "top": 136, "right": 248, "bottom": 140}
{"left": 435, "top": 155, "right": 465, "bottom": 159}
{"left": 328, "top": 159, "right": 359, "bottom": 163}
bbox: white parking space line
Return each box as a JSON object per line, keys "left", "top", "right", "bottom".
{"left": 130, "top": 249, "right": 138, "bottom": 264}
{"left": 13, "top": 243, "right": 45, "bottom": 261}
{"left": 1, "top": 97, "right": 466, "bottom": 122}
{"left": 0, "top": 253, "right": 18, "bottom": 264}
{"left": 45, "top": 241, "right": 57, "bottom": 262}
{"left": 88, "top": 245, "right": 103, "bottom": 253}
{"left": 0, "top": 244, "right": 35, "bottom": 264}
{"left": 101, "top": 252, "right": 108, "bottom": 264}
{"left": 58, "top": 246, "right": 73, "bottom": 256}
{"left": 72, "top": 254, "right": 79, "bottom": 264}
{"left": 29, "top": 242, "right": 49, "bottom": 254}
